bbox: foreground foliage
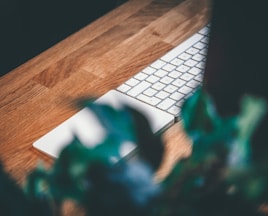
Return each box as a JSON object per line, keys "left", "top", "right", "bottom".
{"left": 1, "top": 88, "right": 268, "bottom": 216}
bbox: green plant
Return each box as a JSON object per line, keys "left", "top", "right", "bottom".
{"left": 160, "top": 88, "right": 268, "bottom": 216}
{"left": 1, "top": 87, "right": 268, "bottom": 216}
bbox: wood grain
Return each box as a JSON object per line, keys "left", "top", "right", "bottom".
{"left": 0, "top": 0, "right": 210, "bottom": 189}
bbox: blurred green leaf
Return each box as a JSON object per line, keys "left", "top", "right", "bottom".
{"left": 24, "top": 162, "right": 49, "bottom": 199}
{"left": 126, "top": 106, "right": 164, "bottom": 170}
{"left": 90, "top": 136, "right": 126, "bottom": 164}
{"left": 24, "top": 163, "right": 54, "bottom": 216}
{"left": 181, "top": 88, "right": 238, "bottom": 161}
{"left": 87, "top": 103, "right": 136, "bottom": 144}
{"left": 162, "top": 89, "right": 268, "bottom": 215}
{"left": 181, "top": 88, "right": 221, "bottom": 139}
{"left": 227, "top": 95, "right": 267, "bottom": 169}
{"left": 49, "top": 137, "right": 92, "bottom": 203}
{"left": 87, "top": 102, "right": 164, "bottom": 170}
{"left": 237, "top": 95, "right": 267, "bottom": 141}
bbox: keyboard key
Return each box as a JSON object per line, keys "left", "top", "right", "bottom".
{"left": 199, "top": 49, "right": 208, "bottom": 55}
{"left": 157, "top": 98, "right": 176, "bottom": 110}
{"left": 178, "top": 53, "right": 192, "bottom": 61}
{"left": 134, "top": 72, "right": 148, "bottom": 81}
{"left": 164, "top": 84, "right": 177, "bottom": 93}
{"left": 155, "top": 69, "right": 168, "bottom": 78}
{"left": 194, "top": 42, "right": 206, "bottom": 50}
{"left": 160, "top": 76, "right": 174, "bottom": 85}
{"left": 156, "top": 91, "right": 169, "bottom": 99}
{"left": 176, "top": 100, "right": 185, "bottom": 107}
{"left": 184, "top": 59, "right": 198, "bottom": 67}
{"left": 185, "top": 91, "right": 194, "bottom": 99}
{"left": 151, "top": 59, "right": 166, "bottom": 69}
{"left": 127, "top": 81, "right": 151, "bottom": 97}
{"left": 188, "top": 67, "right": 202, "bottom": 75}
{"left": 186, "top": 47, "right": 199, "bottom": 55}
{"left": 170, "top": 91, "right": 184, "bottom": 101}
{"left": 144, "top": 88, "right": 157, "bottom": 97}
{"left": 199, "top": 26, "right": 210, "bottom": 35}
{"left": 152, "top": 82, "right": 165, "bottom": 91}
{"left": 187, "top": 79, "right": 200, "bottom": 88}
{"left": 194, "top": 74, "right": 203, "bottom": 82}
{"left": 199, "top": 47, "right": 208, "bottom": 55}
{"left": 170, "top": 58, "right": 184, "bottom": 66}
{"left": 162, "top": 63, "right": 176, "bottom": 72}
{"left": 196, "top": 61, "right": 206, "bottom": 69}
{"left": 117, "top": 84, "right": 131, "bottom": 93}
{"left": 178, "top": 86, "right": 193, "bottom": 95}
{"left": 146, "top": 75, "right": 160, "bottom": 83}
{"left": 169, "top": 71, "right": 182, "bottom": 79}
{"left": 201, "top": 36, "right": 209, "bottom": 44}
{"left": 180, "top": 73, "right": 194, "bottom": 81}
{"left": 176, "top": 65, "right": 190, "bottom": 73}
{"left": 137, "top": 94, "right": 161, "bottom": 106}
{"left": 172, "top": 78, "right": 186, "bottom": 87}
{"left": 168, "top": 105, "right": 181, "bottom": 115}
{"left": 126, "top": 78, "right": 140, "bottom": 86}
{"left": 192, "top": 53, "right": 205, "bottom": 61}
{"left": 143, "top": 67, "right": 156, "bottom": 75}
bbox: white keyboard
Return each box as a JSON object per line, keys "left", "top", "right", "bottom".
{"left": 117, "top": 24, "right": 210, "bottom": 120}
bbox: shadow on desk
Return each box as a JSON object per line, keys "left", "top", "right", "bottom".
{"left": 0, "top": 0, "right": 127, "bottom": 76}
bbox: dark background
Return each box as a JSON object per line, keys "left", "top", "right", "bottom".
{"left": 203, "top": 0, "right": 268, "bottom": 158}
{"left": 0, "top": 0, "right": 127, "bottom": 76}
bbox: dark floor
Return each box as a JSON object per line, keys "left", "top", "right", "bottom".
{"left": 0, "top": 0, "right": 127, "bottom": 77}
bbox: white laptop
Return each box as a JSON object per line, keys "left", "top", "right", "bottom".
{"left": 33, "top": 24, "right": 210, "bottom": 159}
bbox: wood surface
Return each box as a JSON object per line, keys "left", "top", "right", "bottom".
{"left": 0, "top": 0, "right": 210, "bottom": 188}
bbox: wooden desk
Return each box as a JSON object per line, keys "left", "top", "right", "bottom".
{"left": 0, "top": 0, "right": 210, "bottom": 185}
